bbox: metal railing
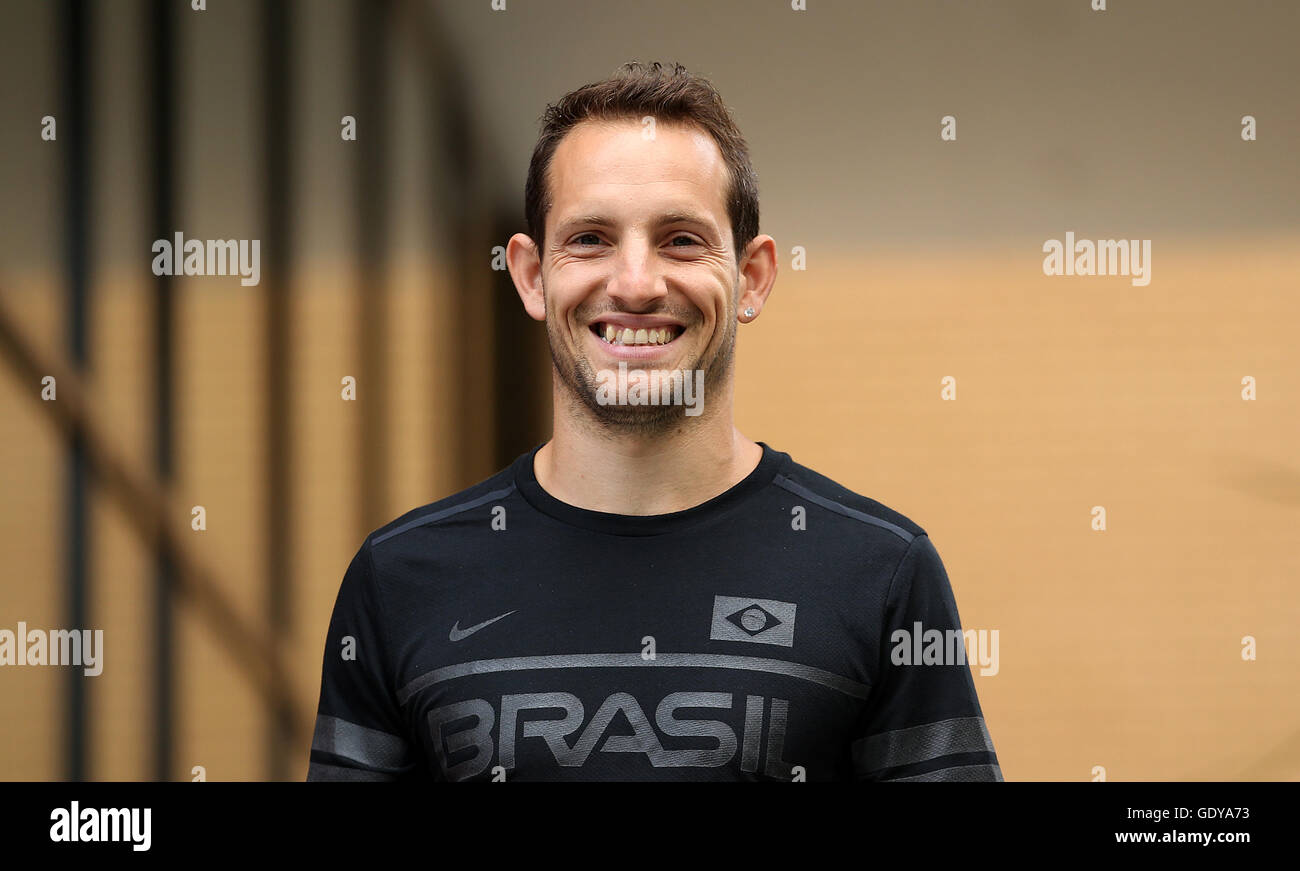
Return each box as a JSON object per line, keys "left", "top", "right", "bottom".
{"left": 0, "top": 0, "right": 543, "bottom": 780}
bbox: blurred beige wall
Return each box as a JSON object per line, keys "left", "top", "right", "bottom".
{"left": 1, "top": 0, "right": 1296, "bottom": 780}
{"left": 737, "top": 235, "right": 1300, "bottom": 780}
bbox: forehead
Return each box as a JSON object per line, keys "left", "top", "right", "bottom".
{"left": 548, "top": 119, "right": 729, "bottom": 227}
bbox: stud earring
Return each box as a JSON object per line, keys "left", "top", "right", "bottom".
{"left": 743, "top": 307, "right": 756, "bottom": 319}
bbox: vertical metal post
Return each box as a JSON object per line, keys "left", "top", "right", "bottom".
{"left": 60, "top": 0, "right": 91, "bottom": 782}
{"left": 354, "top": 0, "right": 390, "bottom": 535}
{"left": 147, "top": 0, "right": 177, "bottom": 782}
{"left": 262, "top": 0, "right": 294, "bottom": 781}
{"left": 489, "top": 205, "right": 549, "bottom": 468}
{"left": 437, "top": 62, "right": 491, "bottom": 482}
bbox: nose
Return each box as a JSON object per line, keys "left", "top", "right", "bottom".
{"left": 605, "top": 237, "right": 667, "bottom": 310}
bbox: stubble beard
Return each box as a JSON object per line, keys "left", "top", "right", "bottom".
{"left": 546, "top": 292, "right": 737, "bottom": 437}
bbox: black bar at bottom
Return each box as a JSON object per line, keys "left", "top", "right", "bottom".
{"left": 0, "top": 781, "right": 1285, "bottom": 859}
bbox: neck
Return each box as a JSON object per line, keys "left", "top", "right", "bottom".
{"left": 535, "top": 375, "right": 763, "bottom": 515}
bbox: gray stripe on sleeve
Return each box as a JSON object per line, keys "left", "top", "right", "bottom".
{"left": 312, "top": 714, "right": 411, "bottom": 770}
{"left": 371, "top": 485, "right": 516, "bottom": 546}
{"left": 853, "top": 716, "right": 995, "bottom": 775}
{"left": 772, "top": 476, "right": 914, "bottom": 543}
{"left": 307, "top": 760, "right": 399, "bottom": 782}
{"left": 885, "top": 763, "right": 1004, "bottom": 782}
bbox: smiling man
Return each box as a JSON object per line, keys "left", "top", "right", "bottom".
{"left": 307, "top": 62, "right": 1002, "bottom": 782}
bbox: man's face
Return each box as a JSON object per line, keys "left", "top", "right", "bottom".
{"left": 539, "top": 119, "right": 740, "bottom": 431}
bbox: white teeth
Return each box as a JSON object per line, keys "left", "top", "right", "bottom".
{"left": 598, "top": 323, "right": 679, "bottom": 345}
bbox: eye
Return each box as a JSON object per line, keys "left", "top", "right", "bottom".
{"left": 573, "top": 233, "right": 603, "bottom": 247}
{"left": 668, "top": 234, "right": 700, "bottom": 247}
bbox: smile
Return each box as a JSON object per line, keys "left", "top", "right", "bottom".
{"left": 590, "top": 323, "right": 681, "bottom": 346}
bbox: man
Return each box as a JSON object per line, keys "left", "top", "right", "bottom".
{"left": 308, "top": 61, "right": 1001, "bottom": 782}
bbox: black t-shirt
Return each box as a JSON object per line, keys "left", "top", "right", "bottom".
{"left": 307, "top": 442, "right": 1002, "bottom": 781}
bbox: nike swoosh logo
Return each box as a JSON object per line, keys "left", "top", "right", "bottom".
{"left": 449, "top": 610, "right": 517, "bottom": 642}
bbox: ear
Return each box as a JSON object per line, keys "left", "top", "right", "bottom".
{"left": 736, "top": 234, "right": 777, "bottom": 320}
{"left": 506, "top": 232, "right": 546, "bottom": 321}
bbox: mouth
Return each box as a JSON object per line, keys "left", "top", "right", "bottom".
{"left": 589, "top": 321, "right": 682, "bottom": 347}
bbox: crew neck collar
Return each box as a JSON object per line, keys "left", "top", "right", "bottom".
{"left": 512, "top": 441, "right": 789, "bottom": 537}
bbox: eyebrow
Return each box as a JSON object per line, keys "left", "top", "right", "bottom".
{"left": 556, "top": 211, "right": 717, "bottom": 235}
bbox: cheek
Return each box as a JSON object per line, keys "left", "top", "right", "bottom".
{"left": 698, "top": 285, "right": 734, "bottom": 326}
{"left": 541, "top": 285, "right": 578, "bottom": 323}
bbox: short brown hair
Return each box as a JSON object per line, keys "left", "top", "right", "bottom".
{"left": 524, "top": 61, "right": 760, "bottom": 261}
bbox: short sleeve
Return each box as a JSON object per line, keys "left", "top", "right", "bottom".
{"left": 851, "top": 534, "right": 1003, "bottom": 781}
{"left": 307, "top": 538, "right": 421, "bottom": 781}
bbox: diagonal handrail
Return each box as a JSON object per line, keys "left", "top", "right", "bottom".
{"left": 0, "top": 289, "right": 312, "bottom": 755}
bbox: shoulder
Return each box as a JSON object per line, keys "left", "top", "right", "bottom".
{"left": 769, "top": 450, "right": 928, "bottom": 547}
{"left": 364, "top": 457, "right": 521, "bottom": 551}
